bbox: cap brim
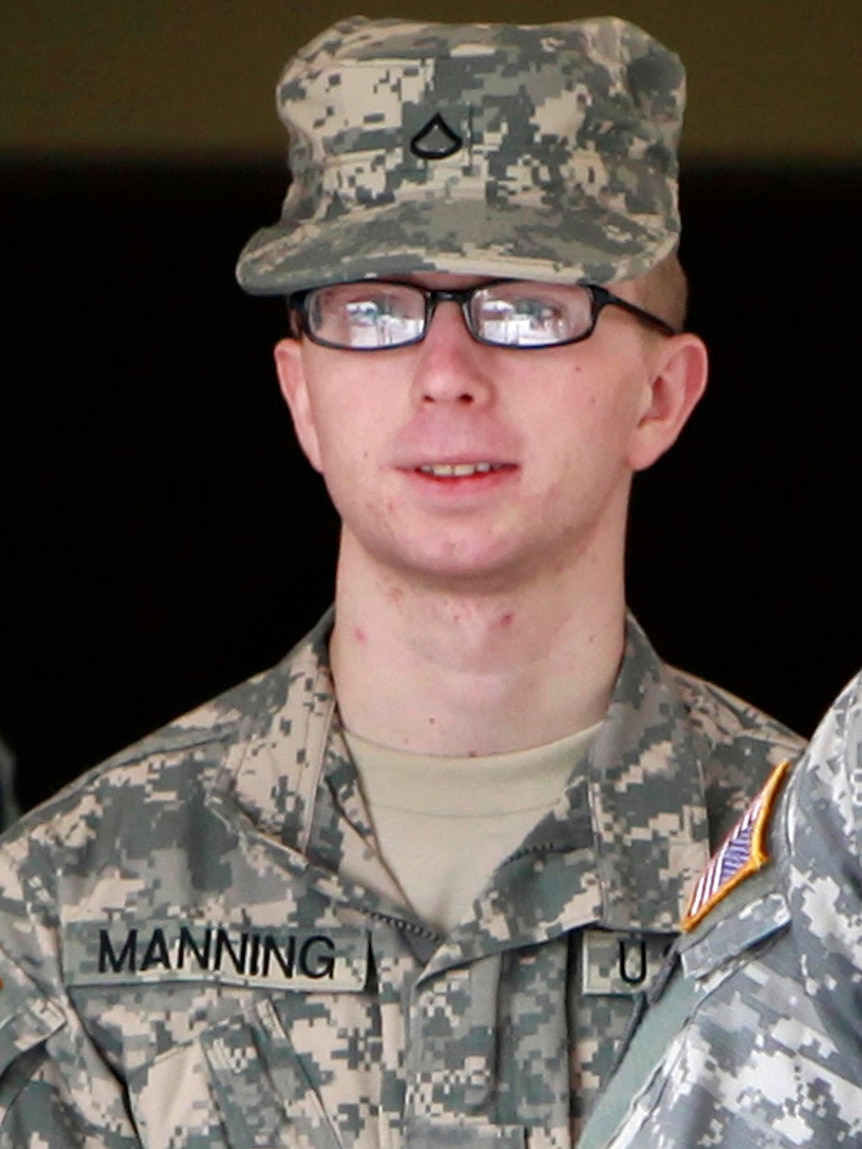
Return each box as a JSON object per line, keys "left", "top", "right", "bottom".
{"left": 236, "top": 195, "right": 678, "bottom": 295}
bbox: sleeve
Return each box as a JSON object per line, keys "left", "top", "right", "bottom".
{"left": 785, "top": 672, "right": 862, "bottom": 1009}
{"left": 0, "top": 844, "right": 142, "bottom": 1148}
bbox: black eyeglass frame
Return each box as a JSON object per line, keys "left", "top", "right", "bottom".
{"left": 288, "top": 279, "right": 679, "bottom": 351}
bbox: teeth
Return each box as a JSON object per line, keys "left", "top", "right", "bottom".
{"left": 419, "top": 463, "right": 498, "bottom": 477}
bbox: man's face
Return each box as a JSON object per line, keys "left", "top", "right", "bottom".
{"left": 275, "top": 272, "right": 705, "bottom": 593}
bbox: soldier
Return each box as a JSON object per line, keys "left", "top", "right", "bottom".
{"left": 578, "top": 671, "right": 862, "bottom": 1149}
{"left": 0, "top": 16, "right": 803, "bottom": 1149}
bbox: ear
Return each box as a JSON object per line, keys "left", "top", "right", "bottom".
{"left": 274, "top": 338, "right": 324, "bottom": 474}
{"left": 627, "top": 333, "right": 709, "bottom": 472}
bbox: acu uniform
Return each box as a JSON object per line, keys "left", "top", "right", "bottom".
{"left": 579, "top": 671, "right": 862, "bottom": 1149}
{"left": 0, "top": 15, "right": 808, "bottom": 1149}
{"left": 0, "top": 615, "right": 802, "bottom": 1147}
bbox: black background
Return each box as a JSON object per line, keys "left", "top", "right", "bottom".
{"left": 2, "top": 160, "right": 860, "bottom": 813}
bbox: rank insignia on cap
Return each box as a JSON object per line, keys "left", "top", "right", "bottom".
{"left": 410, "top": 113, "right": 463, "bottom": 160}
{"left": 682, "top": 759, "right": 792, "bottom": 931}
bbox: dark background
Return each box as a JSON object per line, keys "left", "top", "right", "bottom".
{"left": 2, "top": 159, "right": 860, "bottom": 814}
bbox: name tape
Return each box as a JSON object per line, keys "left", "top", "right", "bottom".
{"left": 581, "top": 929, "right": 674, "bottom": 997}
{"left": 63, "top": 921, "right": 369, "bottom": 992}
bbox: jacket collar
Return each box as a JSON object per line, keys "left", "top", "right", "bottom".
{"left": 214, "top": 611, "right": 709, "bottom": 958}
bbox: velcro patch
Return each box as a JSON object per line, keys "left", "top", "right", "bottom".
{"left": 682, "top": 759, "right": 792, "bottom": 931}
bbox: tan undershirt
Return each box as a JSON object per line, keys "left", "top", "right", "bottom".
{"left": 344, "top": 724, "right": 599, "bottom": 933}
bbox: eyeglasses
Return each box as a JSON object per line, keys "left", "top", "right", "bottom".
{"left": 288, "top": 279, "right": 678, "bottom": 351}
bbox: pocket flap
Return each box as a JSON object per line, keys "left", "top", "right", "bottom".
{"left": 405, "top": 1122, "right": 525, "bottom": 1148}
{"left": 202, "top": 1000, "right": 342, "bottom": 1148}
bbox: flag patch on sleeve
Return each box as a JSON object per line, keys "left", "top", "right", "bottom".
{"left": 682, "top": 759, "right": 792, "bottom": 931}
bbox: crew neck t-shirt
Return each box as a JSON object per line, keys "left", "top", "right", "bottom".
{"left": 344, "top": 725, "right": 599, "bottom": 933}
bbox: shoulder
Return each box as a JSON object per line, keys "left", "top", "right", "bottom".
{"left": 2, "top": 678, "right": 249, "bottom": 861}
{"left": 622, "top": 616, "right": 804, "bottom": 765}
{"left": 682, "top": 669, "right": 862, "bottom": 948}
{"left": 669, "top": 665, "right": 803, "bottom": 758}
{"left": 677, "top": 668, "right": 862, "bottom": 992}
{"left": 667, "top": 665, "right": 805, "bottom": 842}
{"left": 0, "top": 623, "right": 332, "bottom": 932}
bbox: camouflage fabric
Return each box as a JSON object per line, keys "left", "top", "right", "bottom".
{"left": 0, "top": 613, "right": 802, "bottom": 1148}
{"left": 579, "top": 672, "right": 862, "bottom": 1149}
{"left": 236, "top": 16, "right": 685, "bottom": 295}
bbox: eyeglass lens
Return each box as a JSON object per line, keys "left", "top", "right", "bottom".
{"left": 302, "top": 281, "right": 598, "bottom": 350}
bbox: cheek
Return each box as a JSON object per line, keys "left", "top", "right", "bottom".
{"left": 306, "top": 362, "right": 392, "bottom": 452}
{"left": 544, "top": 376, "right": 641, "bottom": 458}
{"left": 591, "top": 372, "right": 651, "bottom": 448}
{"left": 309, "top": 408, "right": 384, "bottom": 513}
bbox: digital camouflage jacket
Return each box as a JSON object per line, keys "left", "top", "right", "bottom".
{"left": 0, "top": 614, "right": 803, "bottom": 1148}
{"left": 580, "top": 669, "right": 862, "bottom": 1149}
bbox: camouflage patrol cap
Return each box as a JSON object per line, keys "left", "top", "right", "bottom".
{"left": 237, "top": 15, "right": 686, "bottom": 294}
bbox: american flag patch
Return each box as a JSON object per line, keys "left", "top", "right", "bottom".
{"left": 682, "top": 759, "right": 792, "bottom": 931}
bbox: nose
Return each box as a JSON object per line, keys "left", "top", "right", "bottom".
{"left": 410, "top": 301, "right": 495, "bottom": 407}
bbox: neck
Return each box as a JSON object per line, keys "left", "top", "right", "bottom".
{"left": 329, "top": 535, "right": 627, "bottom": 757}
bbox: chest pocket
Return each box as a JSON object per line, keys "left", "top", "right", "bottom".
{"left": 129, "top": 997, "right": 351, "bottom": 1149}
{"left": 0, "top": 947, "right": 67, "bottom": 1114}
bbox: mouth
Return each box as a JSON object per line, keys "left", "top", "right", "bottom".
{"left": 415, "top": 462, "right": 510, "bottom": 478}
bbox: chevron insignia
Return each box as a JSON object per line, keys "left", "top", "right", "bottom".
{"left": 682, "top": 758, "right": 792, "bottom": 931}
{"left": 410, "top": 113, "right": 463, "bottom": 160}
